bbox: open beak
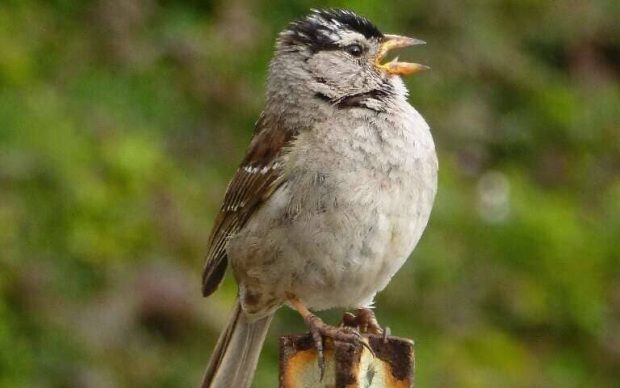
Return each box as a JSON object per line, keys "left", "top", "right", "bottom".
{"left": 375, "top": 34, "right": 429, "bottom": 76}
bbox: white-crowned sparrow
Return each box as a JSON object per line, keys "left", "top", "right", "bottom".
{"left": 201, "top": 9, "right": 437, "bottom": 388}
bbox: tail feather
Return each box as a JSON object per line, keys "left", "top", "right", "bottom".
{"left": 201, "top": 300, "right": 273, "bottom": 388}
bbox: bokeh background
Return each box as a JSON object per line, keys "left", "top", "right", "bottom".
{"left": 1, "top": 0, "right": 619, "bottom": 386}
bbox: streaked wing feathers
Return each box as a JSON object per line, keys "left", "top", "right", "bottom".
{"left": 202, "top": 116, "right": 295, "bottom": 296}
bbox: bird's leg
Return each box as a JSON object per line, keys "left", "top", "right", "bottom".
{"left": 341, "top": 308, "right": 383, "bottom": 335}
{"left": 288, "top": 295, "right": 371, "bottom": 380}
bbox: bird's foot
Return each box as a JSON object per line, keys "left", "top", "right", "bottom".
{"left": 341, "top": 308, "right": 383, "bottom": 335}
{"left": 304, "top": 313, "right": 372, "bottom": 380}
{"left": 287, "top": 294, "right": 373, "bottom": 379}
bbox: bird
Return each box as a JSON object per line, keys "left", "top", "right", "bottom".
{"left": 200, "top": 9, "right": 437, "bottom": 388}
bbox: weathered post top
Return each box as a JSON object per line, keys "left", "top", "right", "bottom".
{"left": 279, "top": 334, "right": 415, "bottom": 388}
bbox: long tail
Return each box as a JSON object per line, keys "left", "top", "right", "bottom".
{"left": 201, "top": 299, "right": 274, "bottom": 388}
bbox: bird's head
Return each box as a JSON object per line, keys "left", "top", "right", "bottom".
{"left": 268, "top": 9, "right": 428, "bottom": 110}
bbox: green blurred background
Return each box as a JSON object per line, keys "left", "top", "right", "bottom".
{"left": 1, "top": 0, "right": 619, "bottom": 386}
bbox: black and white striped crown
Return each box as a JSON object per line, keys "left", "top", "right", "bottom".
{"left": 279, "top": 9, "right": 384, "bottom": 51}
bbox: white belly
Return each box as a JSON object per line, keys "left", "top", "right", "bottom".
{"left": 279, "top": 163, "right": 435, "bottom": 310}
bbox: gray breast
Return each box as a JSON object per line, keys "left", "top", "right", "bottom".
{"left": 229, "top": 101, "right": 438, "bottom": 315}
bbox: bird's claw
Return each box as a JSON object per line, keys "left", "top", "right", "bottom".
{"left": 341, "top": 308, "right": 384, "bottom": 335}
{"left": 382, "top": 326, "right": 391, "bottom": 344}
{"left": 338, "top": 325, "right": 375, "bottom": 357}
{"left": 304, "top": 314, "right": 326, "bottom": 378}
{"left": 304, "top": 313, "right": 373, "bottom": 380}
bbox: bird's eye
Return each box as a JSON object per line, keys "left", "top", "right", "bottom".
{"left": 345, "top": 44, "right": 363, "bottom": 57}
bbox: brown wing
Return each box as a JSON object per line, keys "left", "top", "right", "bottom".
{"left": 202, "top": 115, "right": 296, "bottom": 296}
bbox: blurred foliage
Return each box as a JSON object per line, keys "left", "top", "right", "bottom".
{"left": 0, "top": 0, "right": 619, "bottom": 387}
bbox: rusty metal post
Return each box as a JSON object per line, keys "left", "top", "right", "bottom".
{"left": 279, "top": 334, "right": 414, "bottom": 388}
